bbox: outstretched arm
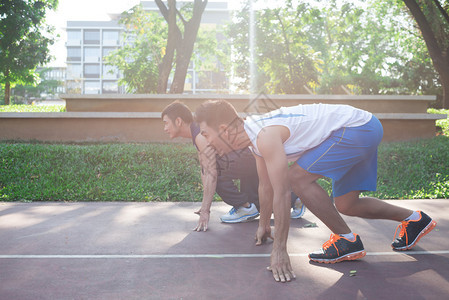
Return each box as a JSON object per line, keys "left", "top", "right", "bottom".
{"left": 257, "top": 126, "right": 295, "bottom": 283}
{"left": 254, "top": 154, "right": 274, "bottom": 245}
{"left": 194, "top": 134, "right": 217, "bottom": 232}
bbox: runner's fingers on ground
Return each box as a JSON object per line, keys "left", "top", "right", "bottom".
{"left": 284, "top": 265, "right": 296, "bottom": 281}
{"left": 255, "top": 226, "right": 273, "bottom": 245}
{"left": 269, "top": 249, "right": 296, "bottom": 282}
{"left": 255, "top": 231, "right": 273, "bottom": 245}
{"left": 194, "top": 212, "right": 210, "bottom": 232}
{"left": 268, "top": 265, "right": 293, "bottom": 282}
{"left": 193, "top": 222, "right": 207, "bottom": 232}
{"left": 193, "top": 219, "right": 208, "bottom": 232}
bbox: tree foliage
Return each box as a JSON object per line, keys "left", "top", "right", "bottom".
{"left": 226, "top": 0, "right": 439, "bottom": 97}
{"left": 0, "top": 0, "right": 58, "bottom": 104}
{"left": 402, "top": 0, "right": 449, "bottom": 108}
{"left": 104, "top": 5, "right": 167, "bottom": 93}
{"left": 105, "top": 1, "right": 226, "bottom": 94}
{"left": 227, "top": 1, "right": 318, "bottom": 94}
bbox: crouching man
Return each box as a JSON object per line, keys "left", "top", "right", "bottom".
{"left": 195, "top": 100, "right": 436, "bottom": 282}
{"left": 162, "top": 101, "right": 260, "bottom": 231}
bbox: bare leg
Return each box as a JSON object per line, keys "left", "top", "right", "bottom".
{"left": 334, "top": 191, "right": 412, "bottom": 221}
{"left": 289, "top": 164, "right": 351, "bottom": 234}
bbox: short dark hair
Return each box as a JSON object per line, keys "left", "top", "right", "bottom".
{"left": 195, "top": 100, "right": 242, "bottom": 130}
{"left": 161, "top": 101, "right": 193, "bottom": 123}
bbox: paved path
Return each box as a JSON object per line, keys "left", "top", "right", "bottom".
{"left": 0, "top": 200, "right": 448, "bottom": 300}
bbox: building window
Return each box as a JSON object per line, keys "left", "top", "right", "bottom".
{"left": 84, "top": 30, "right": 100, "bottom": 44}
{"left": 84, "top": 64, "right": 100, "bottom": 78}
{"left": 84, "top": 81, "right": 100, "bottom": 94}
{"left": 45, "top": 69, "right": 65, "bottom": 80}
{"left": 103, "top": 30, "right": 120, "bottom": 46}
{"left": 67, "top": 30, "right": 82, "bottom": 46}
{"left": 67, "top": 64, "right": 82, "bottom": 79}
{"left": 67, "top": 30, "right": 82, "bottom": 40}
{"left": 67, "top": 47, "right": 81, "bottom": 61}
{"left": 102, "top": 81, "right": 119, "bottom": 94}
{"left": 84, "top": 47, "right": 100, "bottom": 62}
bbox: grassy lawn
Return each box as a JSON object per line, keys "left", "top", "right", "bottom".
{"left": 1, "top": 136, "right": 448, "bottom": 202}
{"left": 0, "top": 143, "right": 203, "bottom": 201}
{"left": 0, "top": 104, "right": 66, "bottom": 112}
{"left": 0, "top": 106, "right": 448, "bottom": 201}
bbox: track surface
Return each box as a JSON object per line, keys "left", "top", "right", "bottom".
{"left": 0, "top": 200, "right": 448, "bottom": 300}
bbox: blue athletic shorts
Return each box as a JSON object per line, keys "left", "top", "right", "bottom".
{"left": 296, "top": 116, "right": 383, "bottom": 197}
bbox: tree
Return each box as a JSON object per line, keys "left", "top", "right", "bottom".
{"left": 402, "top": 0, "right": 449, "bottom": 108}
{"left": 104, "top": 5, "right": 167, "bottom": 93}
{"left": 155, "top": 0, "right": 208, "bottom": 93}
{"left": 331, "top": 0, "right": 438, "bottom": 95}
{"left": 106, "top": 1, "right": 224, "bottom": 94}
{"left": 0, "top": 0, "right": 58, "bottom": 105}
{"left": 373, "top": 0, "right": 439, "bottom": 96}
{"left": 226, "top": 1, "right": 321, "bottom": 94}
{"left": 256, "top": 3, "right": 321, "bottom": 94}
{"left": 226, "top": 0, "right": 439, "bottom": 97}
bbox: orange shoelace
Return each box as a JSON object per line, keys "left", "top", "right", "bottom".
{"left": 322, "top": 234, "right": 342, "bottom": 255}
{"left": 393, "top": 220, "right": 409, "bottom": 244}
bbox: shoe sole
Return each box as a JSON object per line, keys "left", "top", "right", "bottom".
{"left": 291, "top": 206, "right": 306, "bottom": 219}
{"left": 392, "top": 220, "right": 437, "bottom": 251}
{"left": 309, "top": 250, "right": 367, "bottom": 264}
{"left": 220, "top": 213, "right": 259, "bottom": 224}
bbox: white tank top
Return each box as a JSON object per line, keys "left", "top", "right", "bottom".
{"left": 243, "top": 103, "right": 372, "bottom": 161}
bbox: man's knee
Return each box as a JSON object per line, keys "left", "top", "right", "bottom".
{"left": 334, "top": 200, "right": 353, "bottom": 216}
{"left": 334, "top": 192, "right": 360, "bottom": 216}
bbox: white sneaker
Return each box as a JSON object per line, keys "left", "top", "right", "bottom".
{"left": 291, "top": 198, "right": 306, "bottom": 219}
{"left": 220, "top": 203, "right": 259, "bottom": 223}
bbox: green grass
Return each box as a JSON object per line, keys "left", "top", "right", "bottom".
{"left": 1, "top": 136, "right": 449, "bottom": 202}
{"left": 0, "top": 143, "right": 203, "bottom": 202}
{"left": 365, "top": 135, "right": 449, "bottom": 199}
{"left": 0, "top": 104, "right": 66, "bottom": 112}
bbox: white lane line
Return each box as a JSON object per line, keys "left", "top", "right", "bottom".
{"left": 0, "top": 250, "right": 448, "bottom": 259}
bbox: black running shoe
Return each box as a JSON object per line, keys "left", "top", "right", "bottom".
{"left": 309, "top": 233, "right": 366, "bottom": 264}
{"left": 392, "top": 211, "right": 437, "bottom": 251}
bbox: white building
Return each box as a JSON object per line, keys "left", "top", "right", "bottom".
{"left": 65, "top": 1, "right": 230, "bottom": 94}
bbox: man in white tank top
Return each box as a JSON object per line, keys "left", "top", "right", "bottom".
{"left": 195, "top": 100, "right": 437, "bottom": 283}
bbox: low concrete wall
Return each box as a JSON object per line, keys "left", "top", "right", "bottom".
{"left": 375, "top": 113, "right": 447, "bottom": 141}
{"left": 0, "top": 112, "right": 446, "bottom": 143}
{"left": 1, "top": 94, "right": 446, "bottom": 143}
{"left": 0, "top": 112, "right": 167, "bottom": 143}
{"left": 63, "top": 94, "right": 434, "bottom": 114}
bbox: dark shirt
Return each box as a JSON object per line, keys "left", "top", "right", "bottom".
{"left": 190, "top": 122, "right": 201, "bottom": 151}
